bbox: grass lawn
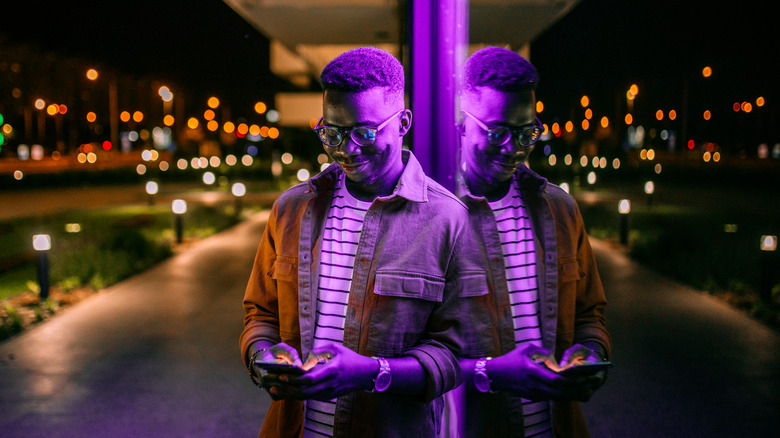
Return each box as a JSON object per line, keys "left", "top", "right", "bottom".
{"left": 574, "top": 181, "right": 780, "bottom": 330}
{"left": 0, "top": 201, "right": 252, "bottom": 339}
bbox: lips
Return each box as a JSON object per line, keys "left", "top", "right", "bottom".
{"left": 338, "top": 161, "right": 368, "bottom": 173}
{"left": 493, "top": 160, "right": 520, "bottom": 171}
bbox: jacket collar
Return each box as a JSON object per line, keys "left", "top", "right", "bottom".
{"left": 307, "top": 149, "right": 428, "bottom": 203}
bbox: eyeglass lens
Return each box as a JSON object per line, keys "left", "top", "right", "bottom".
{"left": 488, "top": 125, "right": 541, "bottom": 147}
{"left": 318, "top": 127, "right": 376, "bottom": 147}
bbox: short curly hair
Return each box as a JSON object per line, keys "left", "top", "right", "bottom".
{"left": 321, "top": 47, "right": 404, "bottom": 100}
{"left": 463, "top": 46, "right": 538, "bottom": 93}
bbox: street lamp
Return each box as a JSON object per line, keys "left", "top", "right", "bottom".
{"left": 760, "top": 235, "right": 777, "bottom": 302}
{"left": 32, "top": 234, "right": 51, "bottom": 300}
{"left": 172, "top": 199, "right": 187, "bottom": 244}
{"left": 619, "top": 199, "right": 631, "bottom": 246}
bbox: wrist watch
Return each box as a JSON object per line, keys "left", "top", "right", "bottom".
{"left": 370, "top": 356, "right": 392, "bottom": 392}
{"left": 473, "top": 357, "right": 493, "bottom": 393}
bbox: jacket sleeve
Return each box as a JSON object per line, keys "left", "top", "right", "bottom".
{"left": 239, "top": 201, "right": 283, "bottom": 366}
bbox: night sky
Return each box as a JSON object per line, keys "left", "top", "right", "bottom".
{"left": 531, "top": 0, "right": 779, "bottom": 127}
{"left": 2, "top": 0, "right": 282, "bottom": 112}
{"left": 3, "top": 0, "right": 778, "bottom": 139}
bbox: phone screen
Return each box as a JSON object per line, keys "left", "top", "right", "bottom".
{"left": 558, "top": 361, "right": 612, "bottom": 377}
{"left": 254, "top": 361, "right": 307, "bottom": 375}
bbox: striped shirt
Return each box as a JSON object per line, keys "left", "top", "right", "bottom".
{"left": 303, "top": 175, "right": 370, "bottom": 438}
{"left": 488, "top": 180, "right": 553, "bottom": 438}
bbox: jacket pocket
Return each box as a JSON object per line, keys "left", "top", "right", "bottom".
{"left": 558, "top": 256, "right": 581, "bottom": 283}
{"left": 367, "top": 271, "right": 444, "bottom": 355}
{"left": 268, "top": 256, "right": 297, "bottom": 282}
{"left": 374, "top": 271, "right": 445, "bottom": 302}
{"left": 453, "top": 271, "right": 494, "bottom": 356}
{"left": 456, "top": 271, "right": 489, "bottom": 297}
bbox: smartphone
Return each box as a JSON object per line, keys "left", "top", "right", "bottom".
{"left": 558, "top": 361, "right": 612, "bottom": 377}
{"left": 254, "top": 361, "right": 307, "bottom": 375}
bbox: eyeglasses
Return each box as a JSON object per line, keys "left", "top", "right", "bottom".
{"left": 463, "top": 110, "right": 543, "bottom": 147}
{"left": 314, "top": 110, "right": 403, "bottom": 147}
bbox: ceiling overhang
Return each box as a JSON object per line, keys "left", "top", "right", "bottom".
{"left": 224, "top": 0, "right": 579, "bottom": 89}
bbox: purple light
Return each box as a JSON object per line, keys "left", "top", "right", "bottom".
{"left": 409, "top": 0, "right": 468, "bottom": 192}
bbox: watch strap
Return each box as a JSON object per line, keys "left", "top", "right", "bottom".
{"left": 368, "top": 356, "right": 391, "bottom": 392}
{"left": 474, "top": 357, "right": 494, "bottom": 393}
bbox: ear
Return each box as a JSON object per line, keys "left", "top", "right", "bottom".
{"left": 399, "top": 109, "right": 412, "bottom": 136}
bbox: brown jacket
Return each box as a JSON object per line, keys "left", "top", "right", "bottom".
{"left": 240, "top": 151, "right": 485, "bottom": 437}
{"left": 458, "top": 164, "right": 612, "bottom": 438}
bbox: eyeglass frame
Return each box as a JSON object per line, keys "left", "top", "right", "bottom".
{"left": 313, "top": 109, "right": 404, "bottom": 147}
{"left": 462, "top": 110, "right": 544, "bottom": 147}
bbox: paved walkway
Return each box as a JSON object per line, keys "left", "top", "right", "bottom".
{"left": 1, "top": 213, "right": 779, "bottom": 437}
{"left": 0, "top": 211, "right": 273, "bottom": 437}
{"left": 584, "top": 239, "right": 780, "bottom": 436}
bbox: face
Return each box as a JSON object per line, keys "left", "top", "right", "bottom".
{"left": 322, "top": 88, "right": 411, "bottom": 195}
{"left": 460, "top": 87, "right": 537, "bottom": 191}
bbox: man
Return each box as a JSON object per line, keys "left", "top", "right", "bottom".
{"left": 240, "top": 47, "right": 474, "bottom": 438}
{"left": 456, "top": 47, "right": 612, "bottom": 437}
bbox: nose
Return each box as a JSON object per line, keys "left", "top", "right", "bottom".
{"left": 500, "top": 137, "right": 526, "bottom": 158}
{"left": 331, "top": 136, "right": 361, "bottom": 161}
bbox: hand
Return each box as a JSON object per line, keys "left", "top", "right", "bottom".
{"left": 285, "top": 343, "right": 378, "bottom": 401}
{"left": 487, "top": 344, "right": 570, "bottom": 400}
{"left": 250, "top": 342, "right": 304, "bottom": 400}
{"left": 556, "top": 344, "right": 608, "bottom": 402}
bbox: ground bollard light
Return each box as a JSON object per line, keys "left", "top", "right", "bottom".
{"left": 145, "top": 181, "right": 159, "bottom": 205}
{"left": 587, "top": 171, "right": 597, "bottom": 186}
{"left": 231, "top": 182, "right": 246, "bottom": 217}
{"left": 619, "top": 199, "right": 631, "bottom": 246}
{"left": 760, "top": 235, "right": 777, "bottom": 302}
{"left": 172, "top": 199, "right": 187, "bottom": 244}
{"left": 32, "top": 234, "right": 51, "bottom": 300}
{"left": 644, "top": 181, "right": 655, "bottom": 205}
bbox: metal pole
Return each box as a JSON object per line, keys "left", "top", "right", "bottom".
{"left": 37, "top": 251, "right": 50, "bottom": 300}
{"left": 620, "top": 214, "right": 629, "bottom": 246}
{"left": 760, "top": 250, "right": 772, "bottom": 302}
{"left": 109, "top": 78, "right": 119, "bottom": 151}
{"left": 176, "top": 215, "right": 183, "bottom": 244}
{"left": 409, "top": 0, "right": 468, "bottom": 192}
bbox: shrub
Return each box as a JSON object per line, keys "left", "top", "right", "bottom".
{"left": 1, "top": 303, "right": 23, "bottom": 337}
{"left": 49, "top": 228, "right": 171, "bottom": 290}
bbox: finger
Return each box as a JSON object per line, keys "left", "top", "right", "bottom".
{"left": 271, "top": 343, "right": 303, "bottom": 366}
{"left": 268, "top": 381, "right": 306, "bottom": 399}
{"left": 298, "top": 381, "right": 337, "bottom": 401}
{"left": 283, "top": 374, "right": 313, "bottom": 386}
{"left": 561, "top": 345, "right": 591, "bottom": 366}
{"left": 309, "top": 344, "right": 337, "bottom": 359}
{"left": 520, "top": 344, "right": 552, "bottom": 358}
